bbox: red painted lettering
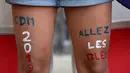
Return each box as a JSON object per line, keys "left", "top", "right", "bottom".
{"left": 94, "top": 53, "right": 100, "bottom": 60}
{"left": 87, "top": 51, "right": 107, "bottom": 61}
{"left": 101, "top": 51, "right": 107, "bottom": 59}
{"left": 87, "top": 53, "right": 94, "bottom": 61}
{"left": 26, "top": 54, "right": 32, "bottom": 62}
{"left": 28, "top": 63, "right": 33, "bottom": 73}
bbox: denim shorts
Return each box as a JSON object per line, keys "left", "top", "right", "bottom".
{"left": 6, "top": 0, "right": 113, "bottom": 7}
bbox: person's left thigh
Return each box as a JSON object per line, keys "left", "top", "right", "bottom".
{"left": 65, "top": 2, "right": 112, "bottom": 73}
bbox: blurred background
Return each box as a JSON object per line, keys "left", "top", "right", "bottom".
{"left": 0, "top": 0, "right": 130, "bottom": 73}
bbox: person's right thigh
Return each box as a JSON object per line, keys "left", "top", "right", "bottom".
{"left": 12, "top": 5, "right": 57, "bottom": 73}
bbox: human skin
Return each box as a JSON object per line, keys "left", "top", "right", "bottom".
{"left": 65, "top": 2, "right": 112, "bottom": 73}
{"left": 12, "top": 2, "right": 112, "bottom": 73}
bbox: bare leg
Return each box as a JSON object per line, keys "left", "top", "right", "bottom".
{"left": 65, "top": 2, "right": 112, "bottom": 73}
{"left": 12, "top": 5, "right": 57, "bottom": 73}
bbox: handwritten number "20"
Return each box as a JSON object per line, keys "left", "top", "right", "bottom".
{"left": 23, "top": 31, "right": 32, "bottom": 54}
